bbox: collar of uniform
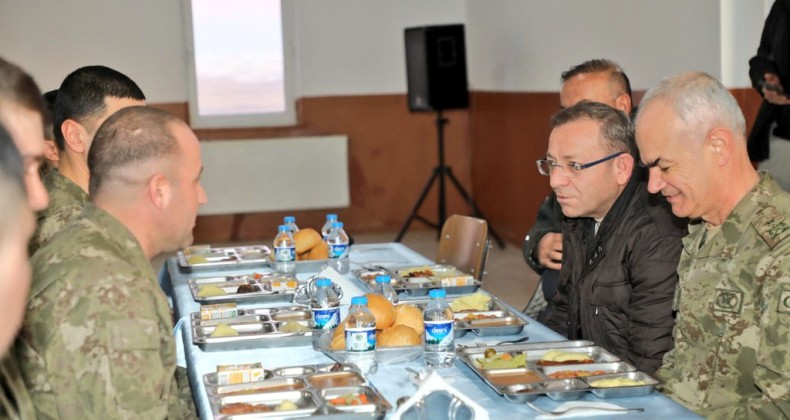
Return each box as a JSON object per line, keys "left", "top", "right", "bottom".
{"left": 48, "top": 168, "right": 88, "bottom": 204}
{"left": 685, "top": 173, "right": 775, "bottom": 259}
{"left": 81, "top": 203, "right": 154, "bottom": 280}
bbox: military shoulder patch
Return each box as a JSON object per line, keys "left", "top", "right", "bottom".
{"left": 753, "top": 206, "right": 790, "bottom": 249}
{"left": 713, "top": 288, "right": 743, "bottom": 314}
{"left": 779, "top": 289, "right": 790, "bottom": 315}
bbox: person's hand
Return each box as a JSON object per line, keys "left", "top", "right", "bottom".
{"left": 536, "top": 232, "right": 562, "bottom": 270}
{"left": 762, "top": 73, "right": 790, "bottom": 105}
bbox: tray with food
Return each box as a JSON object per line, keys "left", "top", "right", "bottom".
{"left": 457, "top": 341, "right": 658, "bottom": 403}
{"left": 354, "top": 264, "right": 480, "bottom": 296}
{"left": 206, "top": 362, "right": 391, "bottom": 418}
{"left": 192, "top": 306, "right": 313, "bottom": 351}
{"left": 189, "top": 272, "right": 299, "bottom": 305}
{"left": 409, "top": 292, "right": 527, "bottom": 337}
{"left": 178, "top": 244, "right": 272, "bottom": 271}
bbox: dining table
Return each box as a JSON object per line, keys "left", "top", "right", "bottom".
{"left": 165, "top": 242, "right": 702, "bottom": 419}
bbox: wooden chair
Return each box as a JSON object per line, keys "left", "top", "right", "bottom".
{"left": 436, "top": 215, "right": 490, "bottom": 281}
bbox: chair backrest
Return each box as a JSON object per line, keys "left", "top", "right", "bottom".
{"left": 436, "top": 215, "right": 490, "bottom": 281}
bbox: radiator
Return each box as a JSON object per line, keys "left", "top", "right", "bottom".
{"left": 197, "top": 135, "right": 350, "bottom": 215}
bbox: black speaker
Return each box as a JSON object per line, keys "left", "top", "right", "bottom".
{"left": 404, "top": 24, "right": 469, "bottom": 112}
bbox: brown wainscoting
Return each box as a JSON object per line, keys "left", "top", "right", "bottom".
{"left": 171, "top": 88, "right": 762, "bottom": 245}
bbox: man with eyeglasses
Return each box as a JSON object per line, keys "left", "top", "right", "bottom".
{"left": 540, "top": 101, "right": 686, "bottom": 374}
{"left": 523, "top": 59, "right": 634, "bottom": 322}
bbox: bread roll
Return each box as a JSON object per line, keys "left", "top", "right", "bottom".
{"left": 304, "top": 242, "right": 329, "bottom": 260}
{"left": 364, "top": 294, "right": 396, "bottom": 330}
{"left": 378, "top": 325, "right": 420, "bottom": 347}
{"left": 393, "top": 304, "right": 424, "bottom": 336}
{"left": 329, "top": 321, "right": 346, "bottom": 350}
{"left": 294, "top": 228, "right": 322, "bottom": 254}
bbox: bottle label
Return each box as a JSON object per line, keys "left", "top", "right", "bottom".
{"left": 275, "top": 246, "right": 296, "bottom": 262}
{"left": 329, "top": 243, "right": 348, "bottom": 259}
{"left": 425, "top": 320, "right": 454, "bottom": 346}
{"left": 311, "top": 307, "right": 339, "bottom": 330}
{"left": 345, "top": 327, "right": 376, "bottom": 352}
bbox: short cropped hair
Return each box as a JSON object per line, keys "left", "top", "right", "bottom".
{"left": 42, "top": 90, "right": 58, "bottom": 141}
{"left": 54, "top": 65, "right": 146, "bottom": 150}
{"left": 637, "top": 71, "right": 746, "bottom": 141}
{"left": 561, "top": 59, "right": 633, "bottom": 102}
{"left": 0, "top": 57, "right": 45, "bottom": 129}
{"left": 88, "top": 106, "right": 181, "bottom": 196}
{"left": 0, "top": 122, "right": 27, "bottom": 238}
{"left": 551, "top": 101, "right": 637, "bottom": 159}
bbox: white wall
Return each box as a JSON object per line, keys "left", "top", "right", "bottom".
{"left": 467, "top": 0, "right": 723, "bottom": 92}
{"left": 0, "top": 0, "right": 762, "bottom": 101}
{"left": 720, "top": 0, "right": 771, "bottom": 87}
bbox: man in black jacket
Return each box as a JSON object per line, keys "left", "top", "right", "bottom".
{"left": 748, "top": 0, "right": 790, "bottom": 191}
{"left": 540, "top": 101, "right": 686, "bottom": 374}
{"left": 523, "top": 59, "right": 634, "bottom": 321}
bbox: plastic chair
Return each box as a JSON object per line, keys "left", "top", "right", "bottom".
{"left": 436, "top": 215, "right": 490, "bottom": 281}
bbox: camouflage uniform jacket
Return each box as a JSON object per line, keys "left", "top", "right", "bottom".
{"left": 0, "top": 355, "right": 35, "bottom": 419}
{"left": 29, "top": 168, "right": 88, "bottom": 255}
{"left": 657, "top": 173, "right": 790, "bottom": 419}
{"left": 15, "top": 204, "right": 185, "bottom": 419}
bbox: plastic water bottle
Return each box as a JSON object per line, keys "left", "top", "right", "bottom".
{"left": 424, "top": 289, "right": 455, "bottom": 368}
{"left": 372, "top": 274, "right": 398, "bottom": 304}
{"left": 321, "top": 214, "right": 338, "bottom": 240}
{"left": 326, "top": 221, "right": 350, "bottom": 274}
{"left": 283, "top": 216, "right": 299, "bottom": 233}
{"left": 273, "top": 225, "right": 296, "bottom": 274}
{"left": 311, "top": 278, "right": 340, "bottom": 350}
{"left": 344, "top": 296, "right": 377, "bottom": 375}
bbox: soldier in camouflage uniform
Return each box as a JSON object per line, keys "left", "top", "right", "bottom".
{"left": 0, "top": 57, "right": 49, "bottom": 420}
{"left": 636, "top": 71, "right": 790, "bottom": 418}
{"left": 30, "top": 65, "right": 145, "bottom": 254}
{"left": 15, "top": 106, "right": 206, "bottom": 419}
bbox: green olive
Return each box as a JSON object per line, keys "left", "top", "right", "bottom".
{"left": 484, "top": 348, "right": 496, "bottom": 358}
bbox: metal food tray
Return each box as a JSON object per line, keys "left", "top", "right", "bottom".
{"left": 206, "top": 363, "right": 391, "bottom": 419}
{"left": 189, "top": 273, "right": 299, "bottom": 305}
{"left": 316, "top": 334, "right": 422, "bottom": 365}
{"left": 192, "top": 306, "right": 313, "bottom": 351}
{"left": 353, "top": 264, "right": 480, "bottom": 297}
{"left": 457, "top": 341, "right": 658, "bottom": 403}
{"left": 178, "top": 244, "right": 271, "bottom": 271}
{"left": 401, "top": 295, "right": 527, "bottom": 338}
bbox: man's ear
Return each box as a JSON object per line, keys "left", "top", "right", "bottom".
{"left": 614, "top": 94, "right": 633, "bottom": 115}
{"left": 148, "top": 174, "right": 171, "bottom": 211}
{"left": 706, "top": 127, "right": 733, "bottom": 166}
{"left": 614, "top": 152, "right": 635, "bottom": 186}
{"left": 43, "top": 140, "right": 59, "bottom": 164}
{"left": 61, "top": 119, "right": 88, "bottom": 154}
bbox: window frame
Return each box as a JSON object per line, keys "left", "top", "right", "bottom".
{"left": 182, "top": 0, "right": 297, "bottom": 128}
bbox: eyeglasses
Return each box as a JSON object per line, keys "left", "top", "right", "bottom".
{"left": 536, "top": 151, "right": 625, "bottom": 177}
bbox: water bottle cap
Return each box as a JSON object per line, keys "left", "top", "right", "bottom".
{"left": 375, "top": 275, "right": 391, "bottom": 283}
{"left": 429, "top": 289, "right": 446, "bottom": 298}
{"left": 284, "top": 216, "right": 295, "bottom": 223}
{"left": 315, "top": 278, "right": 331, "bottom": 287}
{"left": 326, "top": 214, "right": 338, "bottom": 221}
{"left": 331, "top": 222, "right": 342, "bottom": 228}
{"left": 278, "top": 225, "right": 288, "bottom": 232}
{"left": 350, "top": 296, "right": 368, "bottom": 305}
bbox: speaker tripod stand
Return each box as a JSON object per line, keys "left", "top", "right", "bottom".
{"left": 395, "top": 110, "right": 505, "bottom": 248}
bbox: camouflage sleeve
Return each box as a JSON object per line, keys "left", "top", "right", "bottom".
{"left": 624, "top": 232, "right": 682, "bottom": 374}
{"left": 41, "top": 269, "right": 175, "bottom": 419}
{"left": 752, "top": 246, "right": 790, "bottom": 417}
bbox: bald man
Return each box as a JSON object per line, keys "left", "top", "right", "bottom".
{"left": 16, "top": 107, "right": 206, "bottom": 418}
